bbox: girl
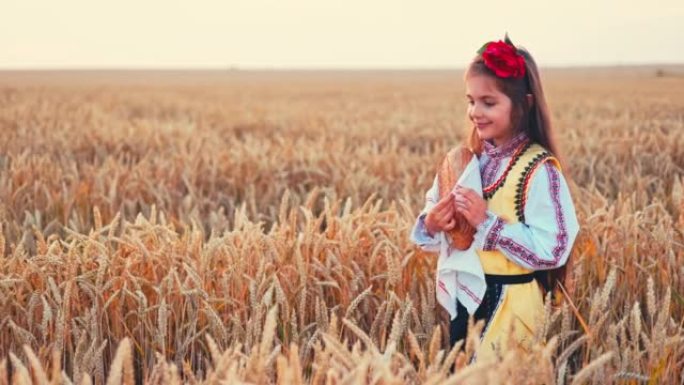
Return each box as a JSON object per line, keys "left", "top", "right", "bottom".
{"left": 410, "top": 34, "right": 580, "bottom": 363}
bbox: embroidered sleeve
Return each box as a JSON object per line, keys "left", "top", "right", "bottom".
{"left": 477, "top": 162, "right": 580, "bottom": 270}
{"left": 409, "top": 175, "right": 441, "bottom": 252}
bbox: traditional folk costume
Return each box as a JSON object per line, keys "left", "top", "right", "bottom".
{"left": 409, "top": 131, "right": 580, "bottom": 363}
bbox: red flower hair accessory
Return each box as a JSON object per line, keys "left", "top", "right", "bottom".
{"left": 477, "top": 33, "right": 526, "bottom": 79}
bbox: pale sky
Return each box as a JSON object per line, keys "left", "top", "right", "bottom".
{"left": 1, "top": 0, "right": 683, "bottom": 69}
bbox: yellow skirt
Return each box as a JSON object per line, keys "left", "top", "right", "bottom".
{"left": 474, "top": 278, "right": 545, "bottom": 363}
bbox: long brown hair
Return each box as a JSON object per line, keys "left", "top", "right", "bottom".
{"left": 462, "top": 43, "right": 575, "bottom": 303}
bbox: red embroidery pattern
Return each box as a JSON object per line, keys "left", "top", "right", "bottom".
{"left": 482, "top": 132, "right": 529, "bottom": 159}
{"left": 483, "top": 217, "right": 505, "bottom": 251}
{"left": 546, "top": 162, "right": 569, "bottom": 261}
{"left": 482, "top": 157, "right": 503, "bottom": 187}
{"left": 498, "top": 236, "right": 556, "bottom": 268}
{"left": 458, "top": 282, "right": 483, "bottom": 305}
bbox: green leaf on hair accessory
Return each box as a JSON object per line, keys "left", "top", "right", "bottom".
{"left": 504, "top": 32, "right": 516, "bottom": 48}
{"left": 477, "top": 41, "right": 490, "bottom": 55}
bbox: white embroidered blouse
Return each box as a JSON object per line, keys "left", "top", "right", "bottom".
{"left": 410, "top": 131, "right": 580, "bottom": 271}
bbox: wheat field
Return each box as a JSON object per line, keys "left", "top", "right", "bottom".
{"left": 0, "top": 67, "right": 683, "bottom": 384}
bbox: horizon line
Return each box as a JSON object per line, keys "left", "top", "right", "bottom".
{"left": 1, "top": 61, "right": 683, "bottom": 72}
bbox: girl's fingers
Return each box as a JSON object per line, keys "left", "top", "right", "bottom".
{"left": 434, "top": 201, "right": 451, "bottom": 217}
{"left": 439, "top": 194, "right": 454, "bottom": 207}
{"left": 453, "top": 191, "right": 473, "bottom": 204}
{"left": 466, "top": 188, "right": 480, "bottom": 199}
{"left": 435, "top": 203, "right": 451, "bottom": 218}
{"left": 456, "top": 186, "right": 473, "bottom": 195}
{"left": 440, "top": 210, "right": 455, "bottom": 223}
{"left": 455, "top": 206, "right": 470, "bottom": 218}
{"left": 460, "top": 192, "right": 475, "bottom": 204}
{"left": 455, "top": 186, "right": 472, "bottom": 197}
{"left": 457, "top": 186, "right": 483, "bottom": 200}
{"left": 453, "top": 196, "right": 469, "bottom": 205}
{"left": 463, "top": 189, "right": 481, "bottom": 202}
{"left": 429, "top": 198, "right": 451, "bottom": 217}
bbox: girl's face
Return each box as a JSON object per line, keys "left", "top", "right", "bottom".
{"left": 465, "top": 74, "right": 515, "bottom": 146}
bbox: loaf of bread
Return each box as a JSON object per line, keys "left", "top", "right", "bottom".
{"left": 437, "top": 146, "right": 477, "bottom": 250}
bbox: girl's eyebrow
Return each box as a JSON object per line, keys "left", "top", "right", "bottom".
{"left": 465, "top": 94, "right": 497, "bottom": 99}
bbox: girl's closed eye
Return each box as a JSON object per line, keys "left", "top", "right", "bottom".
{"left": 466, "top": 98, "right": 495, "bottom": 107}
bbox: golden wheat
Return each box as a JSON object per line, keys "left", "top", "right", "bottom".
{"left": 0, "top": 68, "right": 683, "bottom": 383}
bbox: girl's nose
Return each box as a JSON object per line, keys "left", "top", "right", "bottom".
{"left": 470, "top": 104, "right": 483, "bottom": 119}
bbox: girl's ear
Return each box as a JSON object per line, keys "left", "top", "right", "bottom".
{"left": 526, "top": 93, "right": 534, "bottom": 109}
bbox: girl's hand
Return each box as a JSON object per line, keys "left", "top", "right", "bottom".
{"left": 425, "top": 194, "right": 456, "bottom": 237}
{"left": 453, "top": 186, "right": 488, "bottom": 228}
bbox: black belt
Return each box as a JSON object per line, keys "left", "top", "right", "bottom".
{"left": 485, "top": 273, "right": 535, "bottom": 285}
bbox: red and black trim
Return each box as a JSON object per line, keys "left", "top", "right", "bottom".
{"left": 483, "top": 140, "right": 533, "bottom": 200}
{"left": 514, "top": 151, "right": 552, "bottom": 223}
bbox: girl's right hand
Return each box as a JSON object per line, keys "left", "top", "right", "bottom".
{"left": 424, "top": 194, "right": 456, "bottom": 237}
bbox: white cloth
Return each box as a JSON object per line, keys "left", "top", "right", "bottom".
{"left": 409, "top": 155, "right": 487, "bottom": 320}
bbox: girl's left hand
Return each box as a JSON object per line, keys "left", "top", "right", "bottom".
{"left": 452, "top": 186, "right": 488, "bottom": 228}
